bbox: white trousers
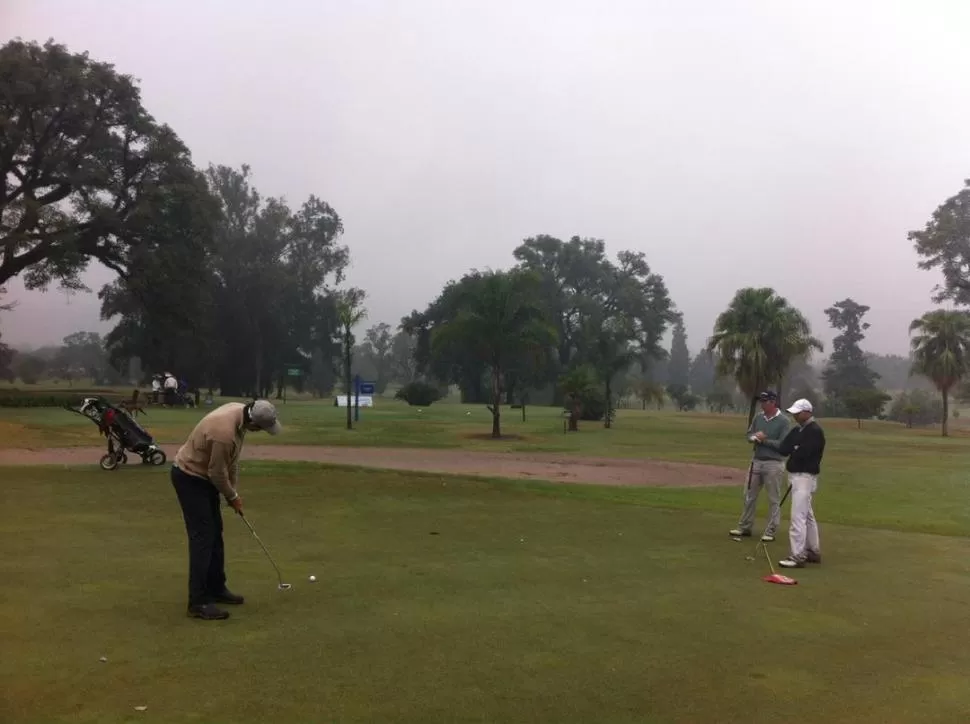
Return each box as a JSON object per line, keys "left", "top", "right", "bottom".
{"left": 788, "top": 472, "right": 820, "bottom": 560}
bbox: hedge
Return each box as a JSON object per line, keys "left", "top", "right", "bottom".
{"left": 0, "top": 389, "right": 117, "bottom": 408}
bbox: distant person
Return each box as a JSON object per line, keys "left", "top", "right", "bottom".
{"left": 729, "top": 390, "right": 790, "bottom": 542}
{"left": 756, "top": 398, "right": 826, "bottom": 569}
{"left": 163, "top": 372, "right": 178, "bottom": 406}
{"left": 151, "top": 375, "right": 161, "bottom": 404}
{"left": 170, "top": 400, "right": 283, "bottom": 620}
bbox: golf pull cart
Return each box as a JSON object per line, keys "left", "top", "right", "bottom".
{"left": 66, "top": 397, "right": 167, "bottom": 471}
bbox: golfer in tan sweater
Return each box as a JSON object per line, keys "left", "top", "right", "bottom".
{"left": 171, "top": 400, "right": 281, "bottom": 620}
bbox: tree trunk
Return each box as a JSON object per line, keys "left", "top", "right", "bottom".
{"left": 746, "top": 396, "right": 758, "bottom": 427}
{"left": 344, "top": 327, "right": 353, "bottom": 431}
{"left": 491, "top": 367, "right": 502, "bottom": 438}
{"left": 254, "top": 347, "right": 263, "bottom": 399}
{"left": 942, "top": 387, "right": 950, "bottom": 437}
{"left": 604, "top": 380, "right": 612, "bottom": 429}
{"left": 568, "top": 394, "right": 580, "bottom": 432}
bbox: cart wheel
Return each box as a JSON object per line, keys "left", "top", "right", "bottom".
{"left": 100, "top": 454, "right": 119, "bottom": 471}
{"left": 149, "top": 450, "right": 167, "bottom": 466}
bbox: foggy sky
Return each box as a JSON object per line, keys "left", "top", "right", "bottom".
{"left": 3, "top": 0, "right": 968, "bottom": 356}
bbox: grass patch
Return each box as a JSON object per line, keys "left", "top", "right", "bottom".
{"left": 2, "top": 401, "right": 967, "bottom": 464}
{"left": 2, "top": 462, "right": 970, "bottom": 723}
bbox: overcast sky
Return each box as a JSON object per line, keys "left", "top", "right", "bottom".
{"left": 3, "top": 0, "right": 969, "bottom": 355}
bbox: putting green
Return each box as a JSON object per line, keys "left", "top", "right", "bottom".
{"left": 2, "top": 462, "right": 969, "bottom": 723}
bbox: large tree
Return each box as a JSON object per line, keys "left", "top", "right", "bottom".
{"left": 821, "top": 298, "right": 880, "bottom": 410}
{"left": 908, "top": 309, "right": 970, "bottom": 437}
{"left": 1, "top": 39, "right": 205, "bottom": 291}
{"left": 707, "top": 287, "right": 822, "bottom": 425}
{"left": 513, "top": 236, "right": 677, "bottom": 403}
{"left": 101, "top": 164, "right": 348, "bottom": 396}
{"left": 429, "top": 269, "right": 557, "bottom": 438}
{"left": 909, "top": 179, "right": 970, "bottom": 305}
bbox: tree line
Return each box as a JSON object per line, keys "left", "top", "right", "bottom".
{"left": 2, "top": 39, "right": 969, "bottom": 436}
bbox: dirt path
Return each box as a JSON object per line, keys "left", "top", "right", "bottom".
{"left": 0, "top": 445, "right": 744, "bottom": 488}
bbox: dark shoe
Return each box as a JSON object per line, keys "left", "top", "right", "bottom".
{"left": 187, "top": 603, "right": 230, "bottom": 620}
{"left": 805, "top": 551, "right": 822, "bottom": 564}
{"left": 213, "top": 589, "right": 245, "bottom": 605}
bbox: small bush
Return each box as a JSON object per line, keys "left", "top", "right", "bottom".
{"left": 395, "top": 381, "right": 443, "bottom": 407}
{"left": 577, "top": 388, "right": 607, "bottom": 421}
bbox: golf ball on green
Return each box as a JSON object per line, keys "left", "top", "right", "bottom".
{"left": 309, "top": 575, "right": 317, "bottom": 582}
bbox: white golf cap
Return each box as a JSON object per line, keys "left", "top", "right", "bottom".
{"left": 787, "top": 398, "right": 813, "bottom": 414}
{"left": 250, "top": 399, "right": 282, "bottom": 435}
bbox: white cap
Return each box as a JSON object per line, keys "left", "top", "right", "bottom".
{"left": 787, "top": 398, "right": 813, "bottom": 414}
{"left": 250, "top": 400, "right": 282, "bottom": 435}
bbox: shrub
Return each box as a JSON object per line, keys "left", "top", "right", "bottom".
{"left": 577, "top": 387, "right": 607, "bottom": 421}
{"left": 394, "top": 381, "right": 443, "bottom": 407}
{"left": 558, "top": 366, "right": 607, "bottom": 422}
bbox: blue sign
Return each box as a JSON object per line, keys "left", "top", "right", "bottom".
{"left": 358, "top": 382, "right": 376, "bottom": 395}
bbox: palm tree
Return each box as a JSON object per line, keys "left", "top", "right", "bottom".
{"left": 336, "top": 289, "right": 367, "bottom": 431}
{"left": 909, "top": 309, "right": 970, "bottom": 437}
{"left": 583, "top": 315, "right": 639, "bottom": 428}
{"left": 707, "top": 287, "right": 823, "bottom": 425}
{"left": 432, "top": 270, "right": 556, "bottom": 438}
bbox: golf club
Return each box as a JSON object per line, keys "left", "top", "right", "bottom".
{"left": 744, "top": 483, "right": 793, "bottom": 560}
{"left": 238, "top": 512, "right": 291, "bottom": 591}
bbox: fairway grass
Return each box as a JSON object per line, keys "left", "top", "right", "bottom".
{"left": 3, "top": 462, "right": 970, "bottom": 723}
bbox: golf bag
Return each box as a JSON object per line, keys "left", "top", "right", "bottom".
{"left": 66, "top": 397, "right": 167, "bottom": 471}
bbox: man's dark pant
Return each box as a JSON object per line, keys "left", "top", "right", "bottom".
{"left": 171, "top": 466, "right": 227, "bottom": 607}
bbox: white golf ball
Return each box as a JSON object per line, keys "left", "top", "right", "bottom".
{"left": 309, "top": 575, "right": 317, "bottom": 582}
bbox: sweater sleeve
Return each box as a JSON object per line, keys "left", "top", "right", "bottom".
{"left": 776, "top": 427, "right": 798, "bottom": 457}
{"left": 207, "top": 440, "right": 237, "bottom": 500}
{"left": 761, "top": 417, "right": 791, "bottom": 449}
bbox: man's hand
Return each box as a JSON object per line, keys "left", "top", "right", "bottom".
{"left": 754, "top": 431, "right": 767, "bottom": 442}
{"left": 228, "top": 495, "right": 244, "bottom": 515}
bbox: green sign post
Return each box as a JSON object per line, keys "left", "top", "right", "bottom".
{"left": 283, "top": 364, "right": 304, "bottom": 404}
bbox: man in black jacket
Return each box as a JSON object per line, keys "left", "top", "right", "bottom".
{"left": 755, "top": 397, "right": 825, "bottom": 569}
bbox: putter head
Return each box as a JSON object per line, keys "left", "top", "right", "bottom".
{"left": 763, "top": 573, "right": 797, "bottom": 586}
{"left": 278, "top": 583, "right": 292, "bottom": 591}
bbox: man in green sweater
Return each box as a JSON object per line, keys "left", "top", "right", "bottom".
{"left": 729, "top": 390, "right": 791, "bottom": 542}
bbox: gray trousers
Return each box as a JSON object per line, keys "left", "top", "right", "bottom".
{"left": 788, "top": 473, "right": 820, "bottom": 560}
{"left": 737, "top": 459, "right": 784, "bottom": 535}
